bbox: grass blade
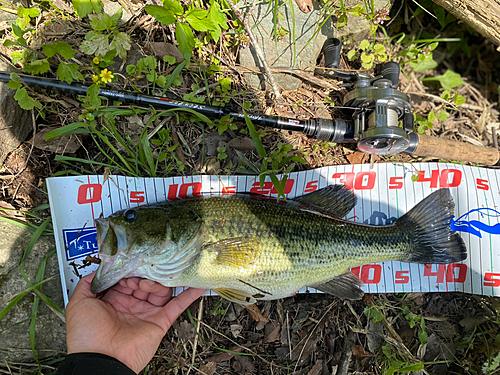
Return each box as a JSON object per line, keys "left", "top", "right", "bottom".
{"left": 44, "top": 122, "right": 89, "bottom": 142}
{"left": 163, "top": 60, "right": 187, "bottom": 93}
{"left": 244, "top": 111, "right": 266, "bottom": 159}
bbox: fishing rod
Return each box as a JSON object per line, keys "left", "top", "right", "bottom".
{"left": 0, "top": 38, "right": 498, "bottom": 165}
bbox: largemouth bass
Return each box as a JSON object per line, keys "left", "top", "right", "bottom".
{"left": 91, "top": 185, "right": 467, "bottom": 304}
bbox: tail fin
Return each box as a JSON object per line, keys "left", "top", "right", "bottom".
{"left": 396, "top": 189, "right": 467, "bottom": 264}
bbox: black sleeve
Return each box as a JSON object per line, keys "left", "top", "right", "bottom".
{"left": 56, "top": 353, "right": 136, "bottom": 375}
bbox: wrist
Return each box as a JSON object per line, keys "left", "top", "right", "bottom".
{"left": 57, "top": 353, "right": 136, "bottom": 375}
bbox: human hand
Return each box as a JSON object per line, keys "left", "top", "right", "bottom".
{"left": 65, "top": 272, "right": 205, "bottom": 374}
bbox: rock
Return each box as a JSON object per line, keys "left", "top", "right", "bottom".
{"left": 239, "top": 0, "right": 391, "bottom": 90}
{"left": 0, "top": 221, "right": 66, "bottom": 363}
{"left": 0, "top": 62, "right": 34, "bottom": 165}
{"left": 102, "top": 0, "right": 133, "bottom": 23}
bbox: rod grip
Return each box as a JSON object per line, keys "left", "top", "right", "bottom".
{"left": 411, "top": 134, "right": 499, "bottom": 165}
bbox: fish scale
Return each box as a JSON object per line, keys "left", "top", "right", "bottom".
{"left": 91, "top": 186, "right": 467, "bottom": 304}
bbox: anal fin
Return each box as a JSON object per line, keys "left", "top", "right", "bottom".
{"left": 214, "top": 287, "right": 257, "bottom": 305}
{"left": 309, "top": 272, "right": 364, "bottom": 300}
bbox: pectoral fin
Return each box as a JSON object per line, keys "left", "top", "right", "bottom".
{"left": 204, "top": 237, "right": 260, "bottom": 267}
{"left": 309, "top": 272, "right": 364, "bottom": 300}
{"left": 214, "top": 287, "right": 256, "bottom": 305}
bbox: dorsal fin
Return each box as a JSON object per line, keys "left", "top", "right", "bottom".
{"left": 294, "top": 184, "right": 357, "bottom": 218}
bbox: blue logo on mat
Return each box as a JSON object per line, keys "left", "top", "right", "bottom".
{"left": 451, "top": 208, "right": 500, "bottom": 238}
{"left": 62, "top": 227, "right": 98, "bottom": 260}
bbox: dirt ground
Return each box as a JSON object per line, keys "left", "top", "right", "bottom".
{"left": 1, "top": 0, "right": 500, "bottom": 374}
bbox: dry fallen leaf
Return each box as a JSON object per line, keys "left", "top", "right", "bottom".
{"left": 294, "top": 0, "right": 312, "bottom": 13}
{"left": 346, "top": 151, "right": 369, "bottom": 164}
{"left": 173, "top": 320, "right": 195, "bottom": 340}
{"left": 197, "top": 361, "right": 216, "bottom": 375}
{"left": 264, "top": 322, "right": 281, "bottom": 343}
{"left": 33, "top": 127, "right": 81, "bottom": 154}
{"left": 306, "top": 359, "right": 323, "bottom": 375}
{"left": 150, "top": 42, "right": 184, "bottom": 62}
{"left": 228, "top": 137, "right": 256, "bottom": 151}
{"left": 245, "top": 303, "right": 269, "bottom": 323}
{"left": 230, "top": 324, "right": 243, "bottom": 338}
{"left": 352, "top": 345, "right": 370, "bottom": 359}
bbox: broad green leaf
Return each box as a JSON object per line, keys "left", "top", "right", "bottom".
{"left": 137, "top": 55, "right": 157, "bottom": 72}
{"left": 441, "top": 90, "right": 451, "bottom": 101}
{"left": 436, "top": 110, "right": 448, "bottom": 121}
{"left": 110, "top": 8, "right": 123, "bottom": 25}
{"left": 360, "top": 52, "right": 374, "bottom": 63}
{"left": 377, "top": 52, "right": 387, "bottom": 62}
{"left": 208, "top": 1, "right": 228, "bottom": 30}
{"left": 423, "top": 69, "right": 464, "bottom": 90}
{"left": 18, "top": 6, "right": 40, "bottom": 18}
{"left": 7, "top": 80, "right": 22, "bottom": 90}
{"left": 126, "top": 64, "right": 137, "bottom": 75}
{"left": 163, "top": 0, "right": 184, "bottom": 15}
{"left": 454, "top": 93, "right": 466, "bottom": 105}
{"left": 409, "top": 55, "right": 438, "bottom": 72}
{"left": 433, "top": 3, "right": 446, "bottom": 28}
{"left": 89, "top": 12, "right": 113, "bottom": 31}
{"left": 11, "top": 24, "right": 24, "bottom": 38}
{"left": 175, "top": 23, "right": 195, "bottom": 61}
{"left": 156, "top": 75, "right": 166, "bottom": 87}
{"left": 186, "top": 15, "right": 215, "bottom": 32}
{"left": 88, "top": 83, "right": 101, "bottom": 109}
{"left": 57, "top": 62, "right": 84, "bottom": 84}
{"left": 3, "top": 39, "right": 16, "bottom": 47}
{"left": 374, "top": 43, "right": 385, "bottom": 53}
{"left": 73, "top": 0, "right": 102, "bottom": 18}
{"left": 14, "top": 88, "right": 42, "bottom": 110}
{"left": 347, "top": 49, "right": 356, "bottom": 60}
{"left": 25, "top": 59, "right": 50, "bottom": 74}
{"left": 359, "top": 39, "right": 370, "bottom": 51}
{"left": 336, "top": 13, "right": 347, "bottom": 28}
{"left": 144, "top": 5, "right": 176, "bottom": 25}
{"left": 163, "top": 55, "right": 176, "bottom": 64}
{"left": 111, "top": 31, "right": 131, "bottom": 59}
{"left": 43, "top": 42, "right": 76, "bottom": 59}
{"left": 80, "top": 30, "right": 110, "bottom": 56}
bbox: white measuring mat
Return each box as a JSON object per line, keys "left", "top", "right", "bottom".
{"left": 47, "top": 162, "right": 500, "bottom": 306}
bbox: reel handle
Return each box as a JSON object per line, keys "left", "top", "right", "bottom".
{"left": 408, "top": 133, "right": 500, "bottom": 165}
{"left": 322, "top": 38, "right": 342, "bottom": 69}
{"left": 380, "top": 62, "right": 400, "bottom": 88}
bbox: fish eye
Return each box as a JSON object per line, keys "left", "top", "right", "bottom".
{"left": 123, "top": 209, "right": 138, "bottom": 222}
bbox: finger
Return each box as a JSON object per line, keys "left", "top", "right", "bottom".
{"left": 161, "top": 288, "right": 206, "bottom": 327}
{"left": 138, "top": 279, "right": 172, "bottom": 298}
{"left": 109, "top": 282, "right": 135, "bottom": 296}
{"left": 132, "top": 289, "right": 150, "bottom": 301}
{"left": 68, "top": 272, "right": 97, "bottom": 305}
{"left": 147, "top": 292, "right": 172, "bottom": 307}
{"left": 124, "top": 277, "right": 142, "bottom": 290}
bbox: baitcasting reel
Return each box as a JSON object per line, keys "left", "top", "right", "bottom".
{"left": 318, "top": 38, "right": 414, "bottom": 156}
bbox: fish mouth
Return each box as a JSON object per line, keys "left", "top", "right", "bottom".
{"left": 91, "top": 218, "right": 141, "bottom": 294}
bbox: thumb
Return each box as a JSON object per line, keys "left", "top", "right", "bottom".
{"left": 68, "top": 272, "right": 97, "bottom": 305}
